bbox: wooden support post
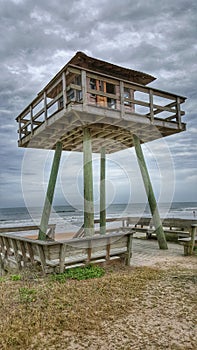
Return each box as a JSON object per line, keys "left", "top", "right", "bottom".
{"left": 133, "top": 134, "right": 168, "bottom": 250}
{"left": 83, "top": 127, "right": 94, "bottom": 236}
{"left": 38, "top": 142, "right": 62, "bottom": 240}
{"left": 100, "top": 146, "right": 106, "bottom": 234}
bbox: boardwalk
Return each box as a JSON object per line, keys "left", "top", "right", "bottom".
{"left": 132, "top": 237, "right": 196, "bottom": 269}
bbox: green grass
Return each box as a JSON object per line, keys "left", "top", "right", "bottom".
{"left": 51, "top": 264, "right": 105, "bottom": 282}
{"left": 10, "top": 274, "right": 22, "bottom": 281}
{"left": 18, "top": 287, "right": 37, "bottom": 303}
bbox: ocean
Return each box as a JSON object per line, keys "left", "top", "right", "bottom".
{"left": 0, "top": 202, "right": 196, "bottom": 233}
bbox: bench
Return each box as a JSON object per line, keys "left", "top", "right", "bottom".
{"left": 178, "top": 224, "right": 197, "bottom": 255}
{"left": 0, "top": 230, "right": 133, "bottom": 274}
{"left": 126, "top": 217, "right": 197, "bottom": 241}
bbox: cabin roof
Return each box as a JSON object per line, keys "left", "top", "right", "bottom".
{"left": 68, "top": 51, "right": 156, "bottom": 85}
{"left": 39, "top": 51, "right": 156, "bottom": 95}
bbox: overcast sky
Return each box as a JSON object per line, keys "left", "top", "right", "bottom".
{"left": 0, "top": 0, "right": 196, "bottom": 209}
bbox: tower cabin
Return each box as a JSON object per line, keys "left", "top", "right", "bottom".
{"left": 16, "top": 52, "right": 186, "bottom": 250}
{"left": 16, "top": 51, "right": 186, "bottom": 152}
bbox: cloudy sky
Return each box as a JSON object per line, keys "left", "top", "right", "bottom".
{"left": 0, "top": 0, "right": 196, "bottom": 209}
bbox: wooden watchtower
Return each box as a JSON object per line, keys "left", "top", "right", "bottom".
{"left": 16, "top": 51, "right": 186, "bottom": 249}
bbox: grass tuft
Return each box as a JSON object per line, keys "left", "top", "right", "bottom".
{"left": 51, "top": 264, "right": 105, "bottom": 282}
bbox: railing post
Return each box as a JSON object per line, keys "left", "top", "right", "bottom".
{"left": 44, "top": 91, "right": 47, "bottom": 121}
{"left": 30, "top": 105, "right": 33, "bottom": 135}
{"left": 38, "top": 142, "right": 62, "bottom": 240}
{"left": 149, "top": 89, "right": 154, "bottom": 123}
{"left": 100, "top": 146, "right": 106, "bottom": 235}
{"left": 176, "top": 97, "right": 182, "bottom": 128}
{"left": 62, "top": 71, "right": 67, "bottom": 108}
{"left": 120, "top": 81, "right": 125, "bottom": 118}
{"left": 83, "top": 127, "right": 94, "bottom": 236}
{"left": 81, "top": 70, "right": 87, "bottom": 110}
{"left": 133, "top": 134, "right": 168, "bottom": 250}
{"left": 18, "top": 117, "right": 22, "bottom": 142}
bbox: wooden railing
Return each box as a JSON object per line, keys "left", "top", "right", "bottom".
{"left": 16, "top": 65, "right": 186, "bottom": 142}
{"left": 0, "top": 230, "right": 133, "bottom": 274}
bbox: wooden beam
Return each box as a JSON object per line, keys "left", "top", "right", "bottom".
{"left": 133, "top": 134, "right": 168, "bottom": 250}
{"left": 38, "top": 142, "right": 62, "bottom": 240}
{"left": 100, "top": 146, "right": 106, "bottom": 234}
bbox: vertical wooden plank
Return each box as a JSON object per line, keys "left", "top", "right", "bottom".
{"left": 120, "top": 81, "right": 125, "bottom": 118}
{"left": 26, "top": 242, "right": 35, "bottom": 263}
{"left": 62, "top": 71, "right": 67, "bottom": 108}
{"left": 100, "top": 146, "right": 106, "bottom": 235}
{"left": 83, "top": 127, "right": 94, "bottom": 236}
{"left": 86, "top": 243, "right": 92, "bottom": 263}
{"left": 125, "top": 233, "right": 132, "bottom": 266}
{"left": 2, "top": 237, "right": 11, "bottom": 256}
{"left": 38, "top": 141, "right": 62, "bottom": 240}
{"left": 11, "top": 239, "right": 22, "bottom": 270}
{"left": 37, "top": 245, "right": 46, "bottom": 274}
{"left": 149, "top": 89, "right": 154, "bottom": 123}
{"left": 0, "top": 252, "right": 4, "bottom": 273}
{"left": 133, "top": 134, "right": 168, "bottom": 250}
{"left": 18, "top": 117, "right": 22, "bottom": 142}
{"left": 106, "top": 241, "right": 110, "bottom": 261}
{"left": 59, "top": 244, "right": 67, "bottom": 273}
{"left": 81, "top": 70, "right": 87, "bottom": 110}
{"left": 176, "top": 97, "right": 182, "bottom": 128}
{"left": 0, "top": 236, "right": 4, "bottom": 253}
{"left": 189, "top": 225, "right": 197, "bottom": 255}
{"left": 19, "top": 241, "right": 28, "bottom": 266}
{"left": 44, "top": 91, "right": 47, "bottom": 121}
{"left": 30, "top": 105, "right": 33, "bottom": 135}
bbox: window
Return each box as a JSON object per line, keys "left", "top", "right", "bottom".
{"left": 67, "top": 89, "right": 75, "bottom": 102}
{"left": 124, "top": 88, "right": 131, "bottom": 106}
{"left": 107, "top": 98, "right": 116, "bottom": 109}
{"left": 75, "top": 75, "right": 81, "bottom": 86}
{"left": 106, "top": 83, "right": 115, "bottom": 94}
{"left": 59, "top": 96, "right": 64, "bottom": 109}
{"left": 76, "top": 90, "right": 83, "bottom": 102}
{"left": 90, "top": 78, "right": 96, "bottom": 90}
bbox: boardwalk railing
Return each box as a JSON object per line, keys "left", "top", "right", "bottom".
{"left": 16, "top": 65, "right": 186, "bottom": 143}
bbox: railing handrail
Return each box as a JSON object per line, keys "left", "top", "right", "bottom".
{"left": 16, "top": 65, "right": 186, "bottom": 121}
{"left": 16, "top": 65, "right": 187, "bottom": 142}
